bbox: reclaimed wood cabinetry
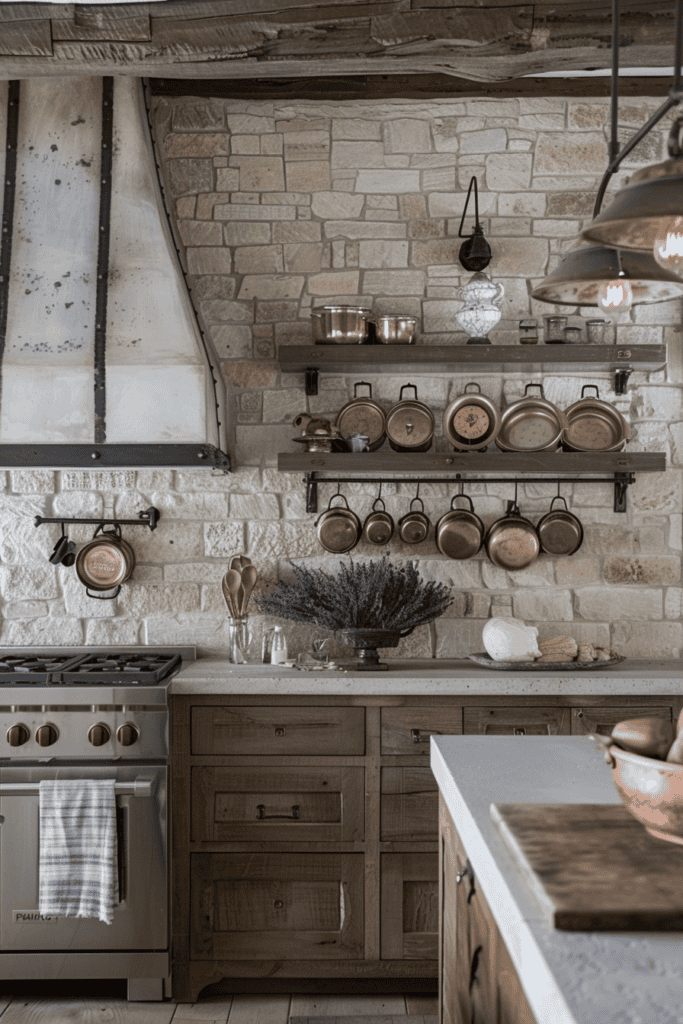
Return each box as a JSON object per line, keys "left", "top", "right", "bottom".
{"left": 439, "top": 795, "right": 535, "bottom": 1024}
{"left": 172, "top": 691, "right": 681, "bottom": 1001}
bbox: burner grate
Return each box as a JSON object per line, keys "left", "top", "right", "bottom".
{"left": 0, "top": 651, "right": 182, "bottom": 685}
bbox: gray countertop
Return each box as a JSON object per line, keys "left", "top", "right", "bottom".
{"left": 170, "top": 658, "right": 683, "bottom": 695}
{"left": 430, "top": 735, "right": 683, "bottom": 1024}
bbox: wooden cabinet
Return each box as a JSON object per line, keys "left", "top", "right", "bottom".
{"left": 439, "top": 795, "right": 535, "bottom": 1024}
{"left": 173, "top": 692, "right": 682, "bottom": 1000}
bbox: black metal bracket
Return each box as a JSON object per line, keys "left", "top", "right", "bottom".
{"left": 0, "top": 443, "right": 231, "bottom": 471}
{"left": 614, "top": 367, "right": 632, "bottom": 395}
{"left": 305, "top": 472, "right": 635, "bottom": 514}
{"left": 305, "top": 367, "right": 319, "bottom": 396}
{"left": 34, "top": 506, "right": 161, "bottom": 532}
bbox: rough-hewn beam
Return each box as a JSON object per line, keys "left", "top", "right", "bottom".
{"left": 0, "top": 0, "right": 675, "bottom": 81}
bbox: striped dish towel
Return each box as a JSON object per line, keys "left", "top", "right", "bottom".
{"left": 39, "top": 779, "right": 119, "bottom": 925}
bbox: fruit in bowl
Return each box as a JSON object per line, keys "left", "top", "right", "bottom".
{"left": 592, "top": 711, "right": 683, "bottom": 844}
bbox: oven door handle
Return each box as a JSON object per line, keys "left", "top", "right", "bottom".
{"left": 0, "top": 777, "right": 155, "bottom": 798}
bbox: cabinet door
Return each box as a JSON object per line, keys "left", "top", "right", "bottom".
{"left": 192, "top": 766, "right": 364, "bottom": 842}
{"left": 381, "top": 767, "right": 439, "bottom": 841}
{"left": 495, "top": 926, "right": 536, "bottom": 1024}
{"left": 464, "top": 706, "right": 570, "bottom": 736}
{"left": 381, "top": 853, "right": 439, "bottom": 960}
{"left": 192, "top": 706, "right": 365, "bottom": 755}
{"left": 572, "top": 704, "right": 673, "bottom": 737}
{"left": 440, "top": 799, "right": 469, "bottom": 1024}
{"left": 381, "top": 707, "right": 462, "bottom": 755}
{"left": 191, "top": 852, "right": 363, "bottom": 961}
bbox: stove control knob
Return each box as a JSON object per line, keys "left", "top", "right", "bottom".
{"left": 117, "top": 723, "right": 139, "bottom": 747}
{"left": 88, "top": 723, "right": 111, "bottom": 747}
{"left": 6, "top": 724, "right": 29, "bottom": 747}
{"left": 36, "top": 724, "right": 58, "bottom": 747}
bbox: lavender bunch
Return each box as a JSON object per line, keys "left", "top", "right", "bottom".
{"left": 259, "top": 557, "right": 453, "bottom": 632}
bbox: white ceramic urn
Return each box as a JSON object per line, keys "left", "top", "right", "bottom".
{"left": 455, "top": 272, "right": 505, "bottom": 345}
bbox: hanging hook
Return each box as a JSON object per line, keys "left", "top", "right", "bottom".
{"left": 415, "top": 480, "right": 420, "bottom": 501}
{"left": 334, "top": 481, "right": 342, "bottom": 499}
{"left": 557, "top": 478, "right": 561, "bottom": 499}
{"left": 514, "top": 480, "right": 518, "bottom": 506}
{"left": 377, "top": 480, "right": 383, "bottom": 502}
{"left": 459, "top": 479, "right": 465, "bottom": 496}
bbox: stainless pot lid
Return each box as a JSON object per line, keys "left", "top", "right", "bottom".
{"left": 76, "top": 537, "right": 130, "bottom": 590}
{"left": 386, "top": 385, "right": 435, "bottom": 449}
{"left": 335, "top": 382, "right": 386, "bottom": 446}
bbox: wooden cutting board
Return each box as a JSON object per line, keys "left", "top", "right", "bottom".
{"left": 490, "top": 803, "right": 683, "bottom": 931}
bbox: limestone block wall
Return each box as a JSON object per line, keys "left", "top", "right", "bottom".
{"left": 0, "top": 92, "right": 681, "bottom": 660}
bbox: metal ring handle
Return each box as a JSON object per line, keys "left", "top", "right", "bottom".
{"left": 450, "top": 493, "right": 474, "bottom": 512}
{"left": 464, "top": 382, "right": 482, "bottom": 394}
{"left": 410, "top": 496, "right": 425, "bottom": 513}
{"left": 523, "top": 382, "right": 545, "bottom": 398}
{"left": 580, "top": 384, "right": 600, "bottom": 399}
{"left": 549, "top": 495, "right": 569, "bottom": 511}
{"left": 327, "top": 492, "right": 350, "bottom": 511}
{"left": 372, "top": 497, "right": 386, "bottom": 512}
{"left": 86, "top": 585, "right": 122, "bottom": 601}
{"left": 399, "top": 383, "right": 418, "bottom": 401}
{"left": 353, "top": 381, "right": 373, "bottom": 398}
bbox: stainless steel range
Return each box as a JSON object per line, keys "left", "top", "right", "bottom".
{"left": 0, "top": 646, "right": 190, "bottom": 1001}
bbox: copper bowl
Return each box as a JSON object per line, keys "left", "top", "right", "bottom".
{"left": 609, "top": 744, "right": 683, "bottom": 844}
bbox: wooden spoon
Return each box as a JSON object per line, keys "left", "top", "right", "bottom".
{"left": 222, "top": 569, "right": 242, "bottom": 618}
{"left": 239, "top": 564, "right": 258, "bottom": 617}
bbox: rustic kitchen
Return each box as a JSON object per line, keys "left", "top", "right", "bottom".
{"left": 0, "top": 1, "right": 682, "bottom": 1022}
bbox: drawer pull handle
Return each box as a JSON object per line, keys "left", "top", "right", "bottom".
{"left": 411, "top": 728, "right": 442, "bottom": 744}
{"left": 256, "top": 804, "right": 300, "bottom": 820}
{"left": 274, "top": 900, "right": 284, "bottom": 909}
{"left": 513, "top": 727, "right": 526, "bottom": 736}
{"left": 275, "top": 727, "right": 285, "bottom": 737}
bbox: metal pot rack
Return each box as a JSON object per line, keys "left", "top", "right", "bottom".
{"left": 34, "top": 506, "right": 161, "bottom": 531}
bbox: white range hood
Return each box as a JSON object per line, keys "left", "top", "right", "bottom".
{"left": 0, "top": 76, "right": 228, "bottom": 469}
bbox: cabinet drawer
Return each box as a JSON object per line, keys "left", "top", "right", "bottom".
{"left": 381, "top": 767, "right": 438, "bottom": 841}
{"left": 191, "top": 706, "right": 365, "bottom": 756}
{"left": 464, "top": 706, "right": 570, "bottom": 736}
{"left": 381, "top": 707, "right": 462, "bottom": 755}
{"left": 190, "top": 852, "right": 364, "bottom": 961}
{"left": 381, "top": 853, "right": 438, "bottom": 960}
{"left": 572, "top": 704, "right": 673, "bottom": 737}
{"left": 192, "top": 766, "right": 364, "bottom": 842}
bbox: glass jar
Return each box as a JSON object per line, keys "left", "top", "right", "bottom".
{"left": 544, "top": 315, "right": 567, "bottom": 344}
{"left": 519, "top": 318, "right": 538, "bottom": 345}
{"left": 562, "top": 325, "right": 582, "bottom": 345}
{"left": 586, "top": 318, "right": 608, "bottom": 344}
{"left": 228, "top": 617, "right": 253, "bottom": 664}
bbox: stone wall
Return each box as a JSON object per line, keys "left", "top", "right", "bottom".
{"left": 0, "top": 92, "right": 681, "bottom": 660}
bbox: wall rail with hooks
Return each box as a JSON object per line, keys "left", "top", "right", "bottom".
{"left": 34, "top": 506, "right": 161, "bottom": 532}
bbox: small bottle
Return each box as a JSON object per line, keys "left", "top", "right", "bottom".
{"left": 270, "top": 626, "right": 288, "bottom": 665}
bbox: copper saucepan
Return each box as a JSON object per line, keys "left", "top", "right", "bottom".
{"left": 398, "top": 496, "right": 431, "bottom": 545}
{"left": 315, "top": 493, "right": 361, "bottom": 554}
{"left": 435, "top": 494, "right": 485, "bottom": 560}
{"left": 485, "top": 500, "right": 540, "bottom": 571}
{"left": 496, "top": 383, "right": 567, "bottom": 453}
{"left": 75, "top": 527, "right": 136, "bottom": 600}
{"left": 536, "top": 495, "right": 584, "bottom": 556}
{"left": 363, "top": 497, "right": 394, "bottom": 546}
{"left": 562, "top": 385, "right": 630, "bottom": 452}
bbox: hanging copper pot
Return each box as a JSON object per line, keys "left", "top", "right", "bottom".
{"left": 335, "top": 382, "right": 386, "bottom": 451}
{"left": 315, "top": 494, "right": 361, "bottom": 554}
{"left": 485, "top": 500, "right": 540, "bottom": 572}
{"left": 363, "top": 497, "right": 395, "bottom": 546}
{"left": 536, "top": 496, "right": 584, "bottom": 556}
{"left": 435, "top": 494, "right": 485, "bottom": 560}
{"left": 562, "top": 385, "right": 630, "bottom": 452}
{"left": 75, "top": 528, "right": 135, "bottom": 600}
{"left": 496, "top": 383, "right": 567, "bottom": 453}
{"left": 397, "top": 497, "right": 431, "bottom": 545}
{"left": 443, "top": 382, "right": 501, "bottom": 452}
{"left": 385, "top": 384, "right": 435, "bottom": 453}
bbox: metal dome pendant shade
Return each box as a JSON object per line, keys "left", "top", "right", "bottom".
{"left": 531, "top": 243, "right": 683, "bottom": 306}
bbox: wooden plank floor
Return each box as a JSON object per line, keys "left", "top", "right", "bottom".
{"left": 0, "top": 987, "right": 438, "bottom": 1023}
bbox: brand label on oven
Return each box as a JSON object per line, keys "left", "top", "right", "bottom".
{"left": 13, "top": 910, "right": 60, "bottom": 922}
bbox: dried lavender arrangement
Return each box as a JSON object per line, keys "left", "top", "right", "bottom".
{"left": 259, "top": 557, "right": 453, "bottom": 633}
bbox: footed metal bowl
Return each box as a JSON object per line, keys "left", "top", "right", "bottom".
{"left": 336, "top": 627, "right": 414, "bottom": 671}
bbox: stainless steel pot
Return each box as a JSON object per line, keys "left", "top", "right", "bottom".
{"left": 315, "top": 494, "right": 361, "bottom": 554}
{"left": 496, "top": 383, "right": 567, "bottom": 453}
{"left": 75, "top": 528, "right": 135, "bottom": 600}
{"left": 385, "top": 384, "right": 435, "bottom": 453}
{"left": 485, "top": 500, "right": 540, "bottom": 571}
{"left": 312, "top": 305, "right": 372, "bottom": 344}
{"left": 435, "top": 494, "right": 485, "bottom": 560}
{"left": 562, "top": 385, "right": 630, "bottom": 452}
{"left": 536, "top": 495, "right": 584, "bottom": 556}
{"left": 363, "top": 497, "right": 395, "bottom": 546}
{"left": 397, "top": 497, "right": 431, "bottom": 545}
{"left": 443, "top": 382, "right": 501, "bottom": 452}
{"left": 335, "top": 382, "right": 386, "bottom": 451}
{"left": 374, "top": 315, "right": 418, "bottom": 345}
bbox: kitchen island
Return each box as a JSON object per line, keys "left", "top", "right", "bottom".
{"left": 431, "top": 735, "right": 683, "bottom": 1024}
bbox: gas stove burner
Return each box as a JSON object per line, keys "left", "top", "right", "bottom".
{"left": 0, "top": 654, "right": 86, "bottom": 683}
{"left": 0, "top": 651, "right": 182, "bottom": 685}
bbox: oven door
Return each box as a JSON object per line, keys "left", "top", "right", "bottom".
{"left": 0, "top": 764, "right": 167, "bottom": 951}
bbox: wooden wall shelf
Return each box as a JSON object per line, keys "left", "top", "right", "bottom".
{"left": 278, "top": 344, "right": 666, "bottom": 396}
{"left": 277, "top": 451, "right": 665, "bottom": 474}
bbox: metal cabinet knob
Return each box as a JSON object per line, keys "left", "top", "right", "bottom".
{"left": 275, "top": 727, "right": 285, "bottom": 737}
{"left": 88, "top": 723, "right": 111, "bottom": 747}
{"left": 513, "top": 727, "right": 526, "bottom": 736}
{"left": 117, "top": 723, "right": 140, "bottom": 747}
{"left": 36, "top": 724, "right": 58, "bottom": 747}
{"left": 6, "top": 724, "right": 29, "bottom": 747}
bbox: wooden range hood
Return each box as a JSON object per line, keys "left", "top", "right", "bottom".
{"left": 0, "top": 0, "right": 676, "bottom": 86}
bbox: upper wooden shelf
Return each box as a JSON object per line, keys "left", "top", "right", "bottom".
{"left": 279, "top": 343, "right": 667, "bottom": 396}
{"left": 278, "top": 451, "right": 666, "bottom": 474}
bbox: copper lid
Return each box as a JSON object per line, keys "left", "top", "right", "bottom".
{"left": 337, "top": 402, "right": 385, "bottom": 446}
{"left": 452, "top": 403, "right": 492, "bottom": 441}
{"left": 77, "top": 539, "right": 129, "bottom": 589}
{"left": 386, "top": 402, "right": 434, "bottom": 448}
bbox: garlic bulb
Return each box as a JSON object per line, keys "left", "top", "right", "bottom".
{"left": 482, "top": 617, "right": 541, "bottom": 662}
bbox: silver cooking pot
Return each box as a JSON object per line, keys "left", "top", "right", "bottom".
{"left": 312, "top": 305, "right": 372, "bottom": 344}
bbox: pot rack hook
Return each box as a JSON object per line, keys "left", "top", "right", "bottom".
{"left": 514, "top": 480, "right": 518, "bottom": 506}
{"left": 415, "top": 480, "right": 420, "bottom": 501}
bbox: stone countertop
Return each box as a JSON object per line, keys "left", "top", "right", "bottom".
{"left": 170, "top": 658, "right": 682, "bottom": 695}
{"left": 431, "top": 735, "right": 683, "bottom": 1024}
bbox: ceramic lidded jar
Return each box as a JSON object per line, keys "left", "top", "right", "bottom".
{"left": 455, "top": 272, "right": 505, "bottom": 345}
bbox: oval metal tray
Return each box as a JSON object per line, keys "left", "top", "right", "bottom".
{"left": 468, "top": 652, "right": 626, "bottom": 671}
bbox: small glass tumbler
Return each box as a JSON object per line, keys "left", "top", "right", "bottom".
{"left": 544, "top": 315, "right": 567, "bottom": 344}
{"left": 228, "top": 617, "right": 253, "bottom": 664}
{"left": 562, "top": 325, "right": 582, "bottom": 345}
{"left": 586, "top": 318, "right": 608, "bottom": 344}
{"left": 519, "top": 318, "right": 539, "bottom": 345}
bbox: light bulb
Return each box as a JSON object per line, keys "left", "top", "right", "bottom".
{"left": 596, "top": 276, "right": 633, "bottom": 316}
{"left": 654, "top": 216, "right": 683, "bottom": 279}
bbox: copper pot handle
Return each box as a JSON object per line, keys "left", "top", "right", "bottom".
{"left": 523, "top": 382, "right": 545, "bottom": 398}
{"left": 451, "top": 493, "right": 474, "bottom": 512}
{"left": 353, "top": 381, "right": 373, "bottom": 398}
{"left": 581, "top": 384, "right": 600, "bottom": 399}
{"left": 399, "top": 383, "right": 418, "bottom": 401}
{"left": 85, "top": 585, "right": 122, "bottom": 601}
{"left": 464, "top": 382, "right": 482, "bottom": 394}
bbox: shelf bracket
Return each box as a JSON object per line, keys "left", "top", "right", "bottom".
{"left": 305, "top": 473, "right": 319, "bottom": 513}
{"left": 613, "top": 472, "right": 635, "bottom": 513}
{"left": 305, "top": 367, "right": 319, "bottom": 397}
{"left": 614, "top": 367, "right": 632, "bottom": 395}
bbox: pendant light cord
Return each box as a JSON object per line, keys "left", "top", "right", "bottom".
{"left": 592, "top": 0, "right": 682, "bottom": 217}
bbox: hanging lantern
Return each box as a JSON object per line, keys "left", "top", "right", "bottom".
{"left": 653, "top": 214, "right": 683, "bottom": 278}
{"left": 531, "top": 244, "right": 683, "bottom": 307}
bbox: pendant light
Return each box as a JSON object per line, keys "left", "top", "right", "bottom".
{"left": 580, "top": 0, "right": 683, "bottom": 260}
{"left": 533, "top": 0, "right": 683, "bottom": 307}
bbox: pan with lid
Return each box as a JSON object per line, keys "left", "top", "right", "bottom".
{"left": 443, "top": 382, "right": 501, "bottom": 452}
{"left": 75, "top": 526, "right": 136, "bottom": 600}
{"left": 496, "top": 383, "right": 567, "bottom": 453}
{"left": 385, "top": 384, "right": 435, "bottom": 453}
{"left": 562, "top": 385, "right": 629, "bottom": 452}
{"left": 335, "top": 382, "right": 386, "bottom": 452}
